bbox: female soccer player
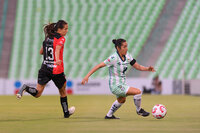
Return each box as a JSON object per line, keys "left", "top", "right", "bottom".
{"left": 81, "top": 39, "right": 155, "bottom": 119}
{"left": 17, "top": 20, "right": 75, "bottom": 118}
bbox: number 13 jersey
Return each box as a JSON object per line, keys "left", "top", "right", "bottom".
{"left": 41, "top": 33, "right": 65, "bottom": 74}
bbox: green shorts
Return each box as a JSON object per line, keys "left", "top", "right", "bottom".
{"left": 110, "top": 84, "right": 130, "bottom": 98}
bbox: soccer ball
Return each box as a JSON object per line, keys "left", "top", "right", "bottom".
{"left": 152, "top": 104, "right": 167, "bottom": 119}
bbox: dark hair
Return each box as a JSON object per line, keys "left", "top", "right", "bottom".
{"left": 112, "top": 38, "right": 126, "bottom": 49}
{"left": 43, "top": 20, "right": 68, "bottom": 39}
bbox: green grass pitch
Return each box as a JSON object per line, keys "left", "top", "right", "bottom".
{"left": 0, "top": 95, "right": 200, "bottom": 133}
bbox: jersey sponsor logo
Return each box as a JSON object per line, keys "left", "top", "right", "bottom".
{"left": 47, "top": 64, "right": 57, "bottom": 68}
{"left": 43, "top": 60, "right": 55, "bottom": 64}
{"left": 43, "top": 61, "right": 57, "bottom": 68}
{"left": 122, "top": 61, "right": 129, "bottom": 65}
{"left": 117, "top": 62, "right": 129, "bottom": 66}
{"left": 123, "top": 67, "right": 128, "bottom": 74}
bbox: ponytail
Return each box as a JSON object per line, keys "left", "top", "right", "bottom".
{"left": 43, "top": 23, "right": 56, "bottom": 39}
{"left": 112, "top": 39, "right": 117, "bottom": 45}
{"left": 43, "top": 20, "right": 68, "bottom": 39}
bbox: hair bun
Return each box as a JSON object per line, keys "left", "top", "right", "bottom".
{"left": 112, "top": 39, "right": 117, "bottom": 44}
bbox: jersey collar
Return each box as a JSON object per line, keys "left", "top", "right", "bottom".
{"left": 116, "top": 51, "right": 126, "bottom": 62}
{"left": 54, "top": 32, "right": 62, "bottom": 39}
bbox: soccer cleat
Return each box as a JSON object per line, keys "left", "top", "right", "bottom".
{"left": 105, "top": 115, "right": 120, "bottom": 119}
{"left": 16, "top": 84, "right": 28, "bottom": 99}
{"left": 137, "top": 108, "right": 150, "bottom": 117}
{"left": 64, "top": 106, "right": 75, "bottom": 118}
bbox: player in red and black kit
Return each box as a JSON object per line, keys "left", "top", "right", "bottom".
{"left": 17, "top": 20, "right": 75, "bottom": 118}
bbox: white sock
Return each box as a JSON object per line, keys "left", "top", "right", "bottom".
{"left": 107, "top": 100, "right": 123, "bottom": 117}
{"left": 134, "top": 98, "right": 141, "bottom": 112}
{"left": 134, "top": 94, "right": 142, "bottom": 112}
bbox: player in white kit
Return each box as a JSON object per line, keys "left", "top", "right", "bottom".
{"left": 81, "top": 39, "right": 155, "bottom": 119}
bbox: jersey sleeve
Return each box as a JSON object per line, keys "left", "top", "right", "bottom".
{"left": 104, "top": 55, "right": 117, "bottom": 67}
{"left": 127, "top": 52, "right": 136, "bottom": 66}
{"left": 56, "top": 37, "right": 65, "bottom": 46}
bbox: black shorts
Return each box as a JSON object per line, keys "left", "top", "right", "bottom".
{"left": 38, "top": 69, "right": 66, "bottom": 89}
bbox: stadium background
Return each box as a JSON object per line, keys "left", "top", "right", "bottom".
{"left": 0, "top": 0, "right": 200, "bottom": 133}
{"left": 0, "top": 0, "right": 199, "bottom": 95}
{"left": 0, "top": 0, "right": 200, "bottom": 94}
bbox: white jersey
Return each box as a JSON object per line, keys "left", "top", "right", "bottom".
{"left": 104, "top": 51, "right": 136, "bottom": 87}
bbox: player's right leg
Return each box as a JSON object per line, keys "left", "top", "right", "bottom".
{"left": 126, "top": 87, "right": 141, "bottom": 96}
{"left": 126, "top": 87, "right": 150, "bottom": 117}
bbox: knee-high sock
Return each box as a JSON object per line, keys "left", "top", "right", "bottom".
{"left": 134, "top": 94, "right": 142, "bottom": 112}
{"left": 60, "top": 96, "right": 69, "bottom": 116}
{"left": 26, "top": 86, "right": 38, "bottom": 96}
{"left": 107, "top": 100, "right": 123, "bottom": 117}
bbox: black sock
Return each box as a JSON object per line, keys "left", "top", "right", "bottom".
{"left": 60, "top": 96, "right": 69, "bottom": 116}
{"left": 25, "top": 86, "right": 38, "bottom": 96}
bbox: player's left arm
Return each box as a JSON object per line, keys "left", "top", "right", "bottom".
{"left": 55, "top": 45, "right": 62, "bottom": 65}
{"left": 132, "top": 62, "right": 155, "bottom": 72}
{"left": 55, "top": 37, "right": 65, "bottom": 65}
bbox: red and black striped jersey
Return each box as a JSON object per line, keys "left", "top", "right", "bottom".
{"left": 40, "top": 33, "right": 65, "bottom": 74}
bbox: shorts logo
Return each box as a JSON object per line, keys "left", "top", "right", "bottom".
{"left": 118, "top": 85, "right": 125, "bottom": 91}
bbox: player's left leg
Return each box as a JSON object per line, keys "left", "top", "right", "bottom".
{"left": 53, "top": 73, "right": 75, "bottom": 118}
{"left": 58, "top": 82, "right": 75, "bottom": 118}
{"left": 126, "top": 87, "right": 150, "bottom": 117}
{"left": 17, "top": 68, "right": 51, "bottom": 99}
{"left": 17, "top": 83, "right": 45, "bottom": 99}
{"left": 105, "top": 97, "right": 126, "bottom": 119}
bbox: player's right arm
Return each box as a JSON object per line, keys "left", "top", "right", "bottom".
{"left": 39, "top": 46, "right": 43, "bottom": 55}
{"left": 81, "top": 62, "right": 106, "bottom": 85}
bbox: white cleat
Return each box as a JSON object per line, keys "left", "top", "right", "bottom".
{"left": 16, "top": 94, "right": 22, "bottom": 99}
{"left": 16, "top": 84, "right": 27, "bottom": 99}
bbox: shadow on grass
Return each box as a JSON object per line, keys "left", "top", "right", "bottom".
{"left": 0, "top": 117, "right": 59, "bottom": 122}
{"left": 59, "top": 116, "right": 107, "bottom": 123}
{"left": 0, "top": 116, "right": 156, "bottom": 123}
{"left": 0, "top": 116, "right": 106, "bottom": 123}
